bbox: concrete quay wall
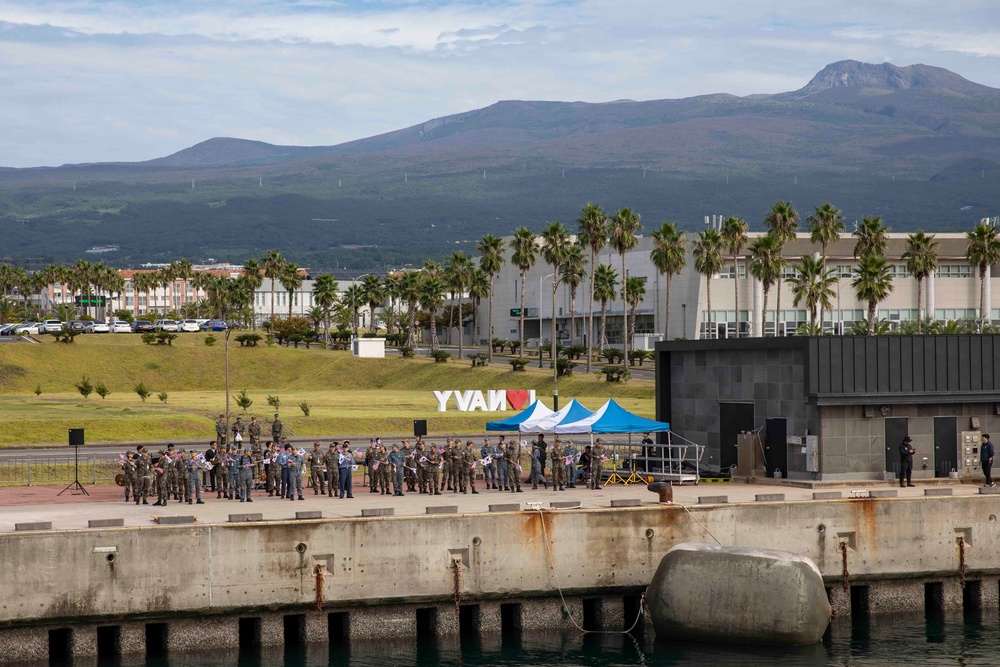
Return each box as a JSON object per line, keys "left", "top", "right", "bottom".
{"left": 1, "top": 497, "right": 998, "bottom": 661}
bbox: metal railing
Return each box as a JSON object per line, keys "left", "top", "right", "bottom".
{"left": 0, "top": 454, "right": 123, "bottom": 487}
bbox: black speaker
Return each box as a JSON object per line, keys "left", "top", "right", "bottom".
{"left": 413, "top": 420, "right": 428, "bottom": 437}
{"left": 68, "top": 428, "right": 85, "bottom": 447}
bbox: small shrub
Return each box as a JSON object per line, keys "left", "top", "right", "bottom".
{"left": 157, "top": 391, "right": 169, "bottom": 403}
{"left": 267, "top": 395, "right": 281, "bottom": 409}
{"left": 601, "top": 348, "right": 625, "bottom": 364}
{"left": 33, "top": 384, "right": 42, "bottom": 397}
{"left": 507, "top": 340, "right": 521, "bottom": 355}
{"left": 553, "top": 358, "right": 577, "bottom": 377}
{"left": 235, "top": 333, "right": 262, "bottom": 347}
{"left": 156, "top": 331, "right": 178, "bottom": 346}
{"left": 55, "top": 327, "right": 79, "bottom": 344}
{"left": 430, "top": 349, "right": 451, "bottom": 363}
{"left": 400, "top": 346, "right": 415, "bottom": 358}
{"left": 75, "top": 376, "right": 94, "bottom": 399}
{"left": 133, "top": 382, "right": 151, "bottom": 402}
{"left": 467, "top": 352, "right": 489, "bottom": 367}
{"left": 628, "top": 349, "right": 654, "bottom": 366}
{"left": 509, "top": 357, "right": 528, "bottom": 372}
{"left": 145, "top": 362, "right": 160, "bottom": 370}
{"left": 492, "top": 337, "right": 506, "bottom": 353}
{"left": 299, "top": 401, "right": 310, "bottom": 417}
{"left": 598, "top": 367, "right": 631, "bottom": 383}
{"left": 235, "top": 389, "right": 253, "bottom": 410}
{"left": 568, "top": 344, "right": 587, "bottom": 360}
{"left": 265, "top": 335, "right": 275, "bottom": 347}
{"left": 204, "top": 334, "right": 217, "bottom": 347}
{"left": 141, "top": 332, "right": 156, "bottom": 345}
{"left": 95, "top": 381, "right": 110, "bottom": 399}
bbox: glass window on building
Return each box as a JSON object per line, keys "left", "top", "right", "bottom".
{"left": 938, "top": 265, "right": 973, "bottom": 278}
{"left": 837, "top": 265, "right": 853, "bottom": 278}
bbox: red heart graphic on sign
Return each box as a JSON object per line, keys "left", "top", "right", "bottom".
{"left": 506, "top": 390, "right": 529, "bottom": 410}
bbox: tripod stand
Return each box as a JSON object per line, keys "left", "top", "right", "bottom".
{"left": 58, "top": 431, "right": 89, "bottom": 496}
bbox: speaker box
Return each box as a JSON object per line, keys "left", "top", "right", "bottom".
{"left": 68, "top": 428, "right": 85, "bottom": 447}
{"left": 971, "top": 416, "right": 981, "bottom": 430}
{"left": 413, "top": 420, "right": 428, "bottom": 437}
{"left": 863, "top": 406, "right": 875, "bottom": 419}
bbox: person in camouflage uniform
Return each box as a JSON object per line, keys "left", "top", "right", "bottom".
{"left": 551, "top": 439, "right": 566, "bottom": 491}
{"left": 134, "top": 447, "right": 152, "bottom": 505}
{"left": 441, "top": 439, "right": 454, "bottom": 491}
{"left": 310, "top": 442, "right": 327, "bottom": 495}
{"left": 374, "top": 445, "right": 390, "bottom": 494}
{"left": 174, "top": 448, "right": 188, "bottom": 503}
{"left": 461, "top": 441, "right": 479, "bottom": 494}
{"left": 248, "top": 417, "right": 262, "bottom": 453}
{"left": 449, "top": 440, "right": 464, "bottom": 493}
{"left": 122, "top": 451, "right": 137, "bottom": 502}
{"left": 165, "top": 444, "right": 178, "bottom": 499}
{"left": 271, "top": 414, "right": 283, "bottom": 446}
{"left": 401, "top": 439, "right": 417, "bottom": 492}
{"left": 324, "top": 442, "right": 340, "bottom": 497}
{"left": 506, "top": 438, "right": 523, "bottom": 493}
{"left": 415, "top": 442, "right": 428, "bottom": 494}
{"left": 427, "top": 444, "right": 442, "bottom": 495}
{"left": 218, "top": 446, "right": 230, "bottom": 499}
{"left": 239, "top": 447, "right": 255, "bottom": 502}
{"left": 589, "top": 439, "right": 607, "bottom": 489}
{"left": 153, "top": 451, "right": 168, "bottom": 506}
{"left": 495, "top": 441, "right": 509, "bottom": 491}
{"left": 565, "top": 440, "right": 578, "bottom": 488}
{"left": 481, "top": 438, "right": 497, "bottom": 490}
{"left": 215, "top": 414, "right": 228, "bottom": 447}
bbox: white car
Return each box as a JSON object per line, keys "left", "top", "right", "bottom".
{"left": 90, "top": 322, "right": 111, "bottom": 333}
{"left": 153, "top": 319, "right": 179, "bottom": 332}
{"left": 110, "top": 321, "right": 132, "bottom": 333}
{"left": 179, "top": 319, "right": 201, "bottom": 332}
{"left": 15, "top": 322, "right": 42, "bottom": 335}
{"left": 41, "top": 320, "right": 65, "bottom": 334}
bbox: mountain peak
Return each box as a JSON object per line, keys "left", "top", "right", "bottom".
{"left": 793, "top": 60, "right": 995, "bottom": 97}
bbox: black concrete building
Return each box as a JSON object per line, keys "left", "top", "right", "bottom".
{"left": 655, "top": 335, "right": 1000, "bottom": 481}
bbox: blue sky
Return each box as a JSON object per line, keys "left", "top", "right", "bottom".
{"left": 2, "top": 0, "right": 999, "bottom": 167}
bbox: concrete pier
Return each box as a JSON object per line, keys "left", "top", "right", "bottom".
{"left": 1, "top": 486, "right": 999, "bottom": 663}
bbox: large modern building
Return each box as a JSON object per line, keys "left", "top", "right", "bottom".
{"left": 480, "top": 230, "right": 998, "bottom": 347}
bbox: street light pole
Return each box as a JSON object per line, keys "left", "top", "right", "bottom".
{"left": 539, "top": 273, "right": 554, "bottom": 370}
{"left": 551, "top": 272, "right": 560, "bottom": 412}
{"left": 225, "top": 327, "right": 233, "bottom": 436}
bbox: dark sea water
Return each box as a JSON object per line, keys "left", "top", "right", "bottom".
{"left": 89, "top": 611, "right": 997, "bottom": 667}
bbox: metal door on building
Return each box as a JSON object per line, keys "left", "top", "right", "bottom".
{"left": 933, "top": 417, "right": 957, "bottom": 477}
{"left": 764, "top": 418, "right": 788, "bottom": 478}
{"left": 884, "top": 417, "right": 909, "bottom": 477}
{"left": 719, "top": 403, "right": 755, "bottom": 472}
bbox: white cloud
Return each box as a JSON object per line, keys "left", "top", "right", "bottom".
{"left": 0, "top": 0, "right": 999, "bottom": 166}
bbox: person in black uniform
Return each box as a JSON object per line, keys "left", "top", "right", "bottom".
{"left": 640, "top": 432, "right": 655, "bottom": 472}
{"left": 205, "top": 440, "right": 219, "bottom": 492}
{"left": 981, "top": 434, "right": 995, "bottom": 488}
{"left": 899, "top": 436, "right": 916, "bottom": 488}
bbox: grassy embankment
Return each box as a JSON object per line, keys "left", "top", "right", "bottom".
{"left": 0, "top": 334, "right": 654, "bottom": 446}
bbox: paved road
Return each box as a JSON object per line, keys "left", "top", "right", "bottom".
{"left": 0, "top": 479, "right": 987, "bottom": 533}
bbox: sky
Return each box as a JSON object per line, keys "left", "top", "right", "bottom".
{"left": 2, "top": 0, "right": 1000, "bottom": 168}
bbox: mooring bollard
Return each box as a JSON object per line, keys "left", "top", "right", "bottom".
{"left": 647, "top": 481, "right": 673, "bottom": 503}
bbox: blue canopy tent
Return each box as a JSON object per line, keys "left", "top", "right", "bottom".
{"left": 519, "top": 399, "right": 593, "bottom": 433}
{"left": 485, "top": 400, "right": 553, "bottom": 432}
{"left": 553, "top": 399, "right": 670, "bottom": 434}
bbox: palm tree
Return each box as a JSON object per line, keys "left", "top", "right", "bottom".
{"left": 721, "top": 216, "right": 749, "bottom": 337}
{"left": 852, "top": 253, "right": 894, "bottom": 335}
{"left": 787, "top": 255, "right": 837, "bottom": 332}
{"left": 763, "top": 201, "right": 799, "bottom": 336}
{"left": 593, "top": 264, "right": 618, "bottom": 349}
{"left": 341, "top": 285, "right": 364, "bottom": 336}
{"left": 468, "top": 268, "right": 489, "bottom": 349}
{"left": 445, "top": 252, "right": 472, "bottom": 357}
{"left": 242, "top": 259, "right": 263, "bottom": 329}
{"left": 419, "top": 273, "right": 447, "bottom": 352}
{"left": 576, "top": 203, "right": 607, "bottom": 371}
{"left": 171, "top": 259, "right": 194, "bottom": 308}
{"left": 540, "top": 221, "right": 572, "bottom": 359}
{"left": 155, "top": 266, "right": 174, "bottom": 316}
{"left": 398, "top": 270, "right": 423, "bottom": 348}
{"left": 359, "top": 274, "right": 385, "bottom": 334}
{"left": 749, "top": 232, "right": 785, "bottom": 336}
{"left": 381, "top": 273, "right": 401, "bottom": 336}
{"left": 608, "top": 207, "right": 641, "bottom": 363}
{"left": 104, "top": 270, "right": 125, "bottom": 322}
{"left": 281, "top": 264, "right": 303, "bottom": 318}
{"left": 72, "top": 260, "right": 95, "bottom": 318}
{"left": 807, "top": 202, "right": 844, "bottom": 331}
{"left": 965, "top": 222, "right": 1000, "bottom": 332}
{"left": 853, "top": 216, "right": 889, "bottom": 258}
{"left": 902, "top": 231, "right": 939, "bottom": 333}
{"left": 624, "top": 275, "right": 646, "bottom": 349}
{"left": 649, "top": 222, "right": 687, "bottom": 339}
{"left": 477, "top": 234, "right": 506, "bottom": 362}
{"left": 692, "top": 229, "right": 725, "bottom": 339}
{"left": 312, "top": 274, "right": 339, "bottom": 347}
{"left": 559, "top": 244, "right": 587, "bottom": 346}
{"left": 261, "top": 250, "right": 286, "bottom": 320}
{"left": 509, "top": 227, "right": 538, "bottom": 356}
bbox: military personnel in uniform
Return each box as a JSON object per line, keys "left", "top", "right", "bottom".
{"left": 122, "top": 451, "right": 137, "bottom": 502}
{"left": 589, "top": 439, "right": 607, "bottom": 489}
{"left": 271, "top": 414, "right": 284, "bottom": 447}
{"left": 134, "top": 447, "right": 152, "bottom": 505}
{"left": 174, "top": 448, "right": 188, "bottom": 503}
{"left": 227, "top": 446, "right": 241, "bottom": 500}
{"left": 533, "top": 434, "right": 548, "bottom": 480}
{"left": 402, "top": 439, "right": 417, "bottom": 492}
{"left": 530, "top": 442, "right": 544, "bottom": 490}
{"left": 215, "top": 414, "right": 228, "bottom": 447}
{"left": 580, "top": 446, "right": 592, "bottom": 487}
{"left": 165, "top": 444, "right": 178, "bottom": 499}
{"left": 248, "top": 417, "right": 262, "bottom": 453}
{"left": 461, "top": 441, "right": 479, "bottom": 494}
{"left": 441, "top": 439, "right": 454, "bottom": 491}
{"left": 291, "top": 447, "right": 305, "bottom": 500}
{"left": 565, "top": 440, "right": 578, "bottom": 488}
{"left": 205, "top": 441, "right": 219, "bottom": 492}
{"left": 185, "top": 450, "right": 204, "bottom": 504}
{"left": 365, "top": 442, "right": 377, "bottom": 492}
{"left": 153, "top": 451, "right": 168, "bottom": 506}
{"left": 375, "top": 445, "right": 390, "bottom": 494}
{"left": 507, "top": 439, "right": 523, "bottom": 493}
{"left": 231, "top": 417, "right": 245, "bottom": 448}
{"left": 552, "top": 439, "right": 566, "bottom": 491}
{"left": 338, "top": 443, "right": 355, "bottom": 498}
{"left": 264, "top": 442, "right": 278, "bottom": 496}
{"left": 239, "top": 447, "right": 255, "bottom": 501}
{"left": 310, "top": 442, "right": 327, "bottom": 495}
{"left": 324, "top": 442, "right": 340, "bottom": 497}
{"left": 495, "top": 441, "right": 509, "bottom": 491}
{"left": 389, "top": 443, "right": 405, "bottom": 497}
{"left": 451, "top": 440, "right": 465, "bottom": 493}
{"left": 415, "top": 442, "right": 428, "bottom": 494}
{"left": 426, "top": 443, "right": 442, "bottom": 495}
{"left": 481, "top": 438, "right": 497, "bottom": 489}
{"left": 218, "top": 446, "right": 231, "bottom": 499}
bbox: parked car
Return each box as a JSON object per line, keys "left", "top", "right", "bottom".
{"left": 179, "top": 319, "right": 202, "bottom": 333}
{"left": 15, "top": 322, "right": 42, "bottom": 335}
{"left": 88, "top": 321, "right": 111, "bottom": 333}
{"left": 41, "top": 320, "right": 65, "bottom": 334}
{"left": 67, "top": 320, "right": 89, "bottom": 333}
{"left": 132, "top": 320, "right": 154, "bottom": 333}
{"left": 0, "top": 323, "right": 21, "bottom": 336}
{"left": 110, "top": 321, "right": 132, "bottom": 333}
{"left": 200, "top": 319, "right": 229, "bottom": 332}
{"left": 153, "top": 319, "right": 179, "bottom": 332}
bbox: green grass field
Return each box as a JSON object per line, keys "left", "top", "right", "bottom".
{"left": 0, "top": 335, "right": 655, "bottom": 446}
